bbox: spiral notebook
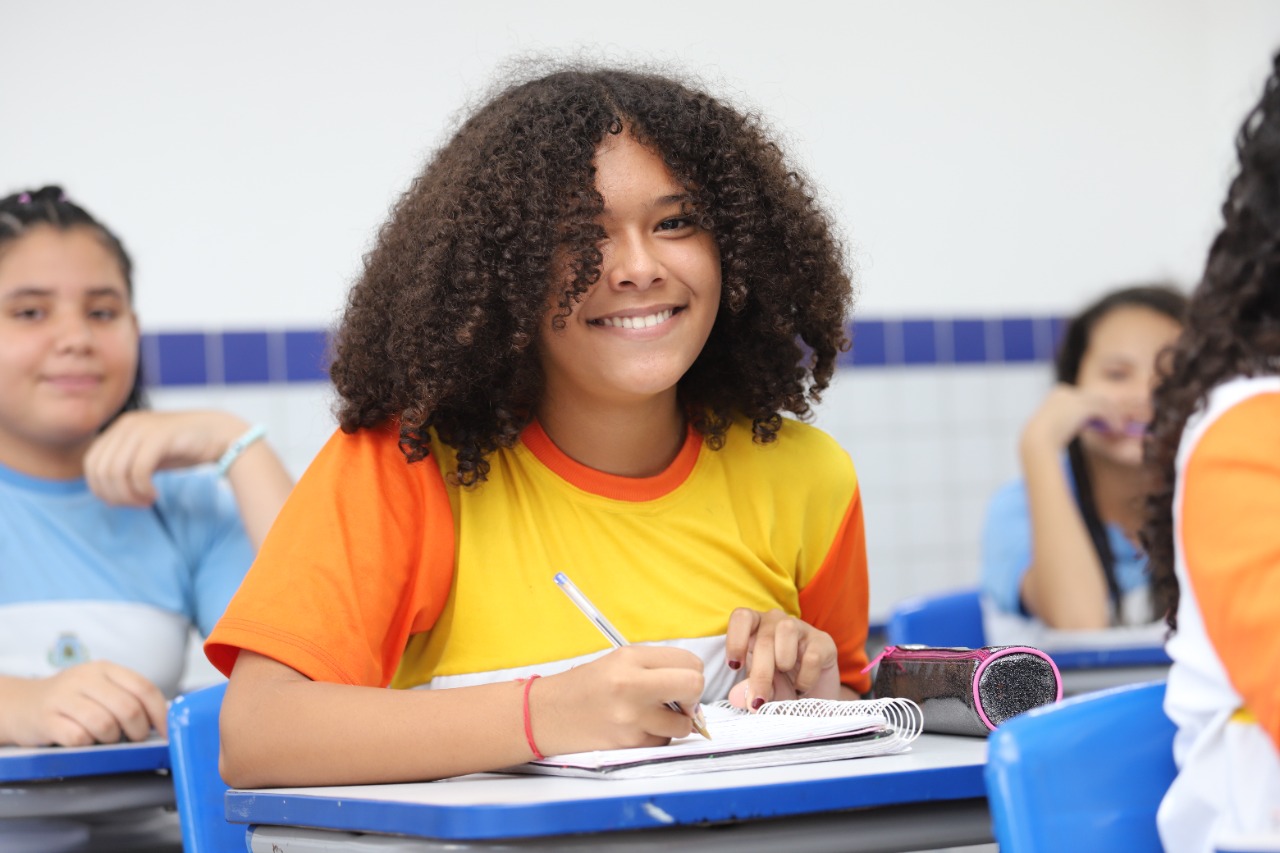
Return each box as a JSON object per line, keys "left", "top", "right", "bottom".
{"left": 508, "top": 697, "right": 923, "bottom": 779}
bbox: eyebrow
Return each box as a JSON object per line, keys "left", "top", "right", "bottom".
{"left": 1, "top": 285, "right": 127, "bottom": 301}
{"left": 601, "top": 193, "right": 694, "bottom": 217}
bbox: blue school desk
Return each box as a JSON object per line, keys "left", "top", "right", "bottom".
{"left": 230, "top": 734, "right": 991, "bottom": 852}
{"left": 0, "top": 739, "right": 174, "bottom": 819}
{"left": 1053, "top": 646, "right": 1172, "bottom": 696}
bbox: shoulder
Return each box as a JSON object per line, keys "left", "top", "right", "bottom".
{"left": 986, "top": 477, "right": 1029, "bottom": 520}
{"left": 1181, "top": 377, "right": 1280, "bottom": 478}
{"left": 152, "top": 466, "right": 235, "bottom": 519}
{"left": 715, "top": 417, "right": 856, "bottom": 500}
{"left": 721, "top": 417, "right": 851, "bottom": 465}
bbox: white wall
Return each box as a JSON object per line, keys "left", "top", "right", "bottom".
{"left": 4, "top": 1, "right": 1279, "bottom": 618}
{"left": 4, "top": 0, "right": 1278, "bottom": 325}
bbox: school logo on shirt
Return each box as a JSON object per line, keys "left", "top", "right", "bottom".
{"left": 48, "top": 633, "right": 89, "bottom": 669}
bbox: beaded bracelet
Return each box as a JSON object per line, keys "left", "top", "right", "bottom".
{"left": 216, "top": 424, "right": 267, "bottom": 477}
{"left": 519, "top": 675, "right": 545, "bottom": 760}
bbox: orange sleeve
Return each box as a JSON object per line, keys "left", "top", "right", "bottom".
{"left": 1182, "top": 392, "right": 1280, "bottom": 750}
{"left": 799, "top": 485, "right": 871, "bottom": 694}
{"left": 205, "top": 424, "right": 455, "bottom": 687}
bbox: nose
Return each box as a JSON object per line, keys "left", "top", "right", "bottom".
{"left": 53, "top": 311, "right": 94, "bottom": 353}
{"left": 602, "top": 232, "right": 663, "bottom": 291}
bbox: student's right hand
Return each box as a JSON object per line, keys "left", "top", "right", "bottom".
{"left": 533, "top": 646, "right": 704, "bottom": 755}
{"left": 2, "top": 661, "right": 168, "bottom": 747}
{"left": 1020, "top": 383, "right": 1138, "bottom": 452}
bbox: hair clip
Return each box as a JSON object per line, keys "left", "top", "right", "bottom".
{"left": 17, "top": 193, "right": 31, "bottom": 204}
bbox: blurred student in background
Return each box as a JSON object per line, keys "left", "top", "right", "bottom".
{"left": 0, "top": 186, "right": 293, "bottom": 750}
{"left": 981, "top": 285, "right": 1186, "bottom": 644}
{"left": 1146, "top": 53, "right": 1280, "bottom": 852}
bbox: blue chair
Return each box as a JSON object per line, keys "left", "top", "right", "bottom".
{"left": 886, "top": 588, "right": 986, "bottom": 648}
{"left": 168, "top": 682, "right": 243, "bottom": 853}
{"left": 985, "top": 680, "right": 1177, "bottom": 853}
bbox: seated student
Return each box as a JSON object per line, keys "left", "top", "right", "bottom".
{"left": 0, "top": 186, "right": 294, "bottom": 749}
{"left": 207, "top": 64, "right": 871, "bottom": 787}
{"left": 1146, "top": 53, "right": 1280, "bottom": 853}
{"left": 980, "top": 285, "right": 1186, "bottom": 644}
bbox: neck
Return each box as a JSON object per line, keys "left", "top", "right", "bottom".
{"left": 536, "top": 390, "right": 686, "bottom": 478}
{"left": 1083, "top": 450, "right": 1149, "bottom": 538}
{"left": 0, "top": 435, "right": 89, "bottom": 481}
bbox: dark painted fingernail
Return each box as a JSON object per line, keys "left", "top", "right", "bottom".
{"left": 727, "top": 659, "right": 741, "bottom": 670}
{"left": 751, "top": 697, "right": 765, "bottom": 710}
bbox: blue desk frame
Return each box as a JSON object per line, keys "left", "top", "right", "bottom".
{"left": 1049, "top": 646, "right": 1172, "bottom": 670}
{"left": 229, "top": 735, "right": 989, "bottom": 849}
{"left": 0, "top": 739, "right": 169, "bottom": 783}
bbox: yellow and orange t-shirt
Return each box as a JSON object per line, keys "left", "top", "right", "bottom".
{"left": 206, "top": 416, "right": 871, "bottom": 697}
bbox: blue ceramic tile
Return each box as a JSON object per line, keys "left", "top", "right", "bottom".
{"left": 1049, "top": 316, "right": 1069, "bottom": 358}
{"left": 951, "top": 319, "right": 987, "bottom": 364}
{"left": 1000, "top": 318, "right": 1037, "bottom": 363}
{"left": 1032, "top": 317, "right": 1056, "bottom": 361}
{"left": 155, "top": 332, "right": 207, "bottom": 386}
{"left": 222, "top": 332, "right": 271, "bottom": 385}
{"left": 140, "top": 333, "right": 161, "bottom": 387}
{"left": 901, "top": 320, "right": 937, "bottom": 365}
{"left": 284, "top": 330, "right": 331, "bottom": 382}
{"left": 849, "top": 320, "right": 886, "bottom": 367}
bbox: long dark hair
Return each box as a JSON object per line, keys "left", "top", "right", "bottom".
{"left": 0, "top": 185, "right": 146, "bottom": 417}
{"left": 1146, "top": 53, "right": 1280, "bottom": 629}
{"left": 330, "top": 64, "right": 854, "bottom": 486}
{"left": 1055, "top": 284, "right": 1187, "bottom": 623}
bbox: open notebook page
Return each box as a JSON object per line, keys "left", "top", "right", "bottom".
{"left": 507, "top": 697, "right": 923, "bottom": 779}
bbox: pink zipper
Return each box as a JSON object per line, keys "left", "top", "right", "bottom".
{"left": 861, "top": 645, "right": 991, "bottom": 674}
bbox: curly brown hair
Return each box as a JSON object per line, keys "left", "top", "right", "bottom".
{"left": 1144, "top": 53, "right": 1280, "bottom": 628}
{"left": 331, "top": 64, "right": 854, "bottom": 485}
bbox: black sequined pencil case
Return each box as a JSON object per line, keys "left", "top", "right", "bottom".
{"left": 868, "top": 644, "right": 1062, "bottom": 737}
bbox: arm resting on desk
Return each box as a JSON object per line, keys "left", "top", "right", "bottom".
{"left": 220, "top": 647, "right": 706, "bottom": 787}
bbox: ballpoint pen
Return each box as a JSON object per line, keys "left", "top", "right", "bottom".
{"left": 554, "top": 572, "right": 711, "bottom": 740}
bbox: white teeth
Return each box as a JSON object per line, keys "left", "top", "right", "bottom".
{"left": 599, "top": 309, "right": 674, "bottom": 329}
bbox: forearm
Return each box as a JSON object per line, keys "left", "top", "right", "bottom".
{"left": 0, "top": 675, "right": 36, "bottom": 744}
{"left": 223, "top": 440, "right": 294, "bottom": 550}
{"left": 220, "top": 659, "right": 536, "bottom": 787}
{"left": 1018, "top": 439, "right": 1110, "bottom": 629}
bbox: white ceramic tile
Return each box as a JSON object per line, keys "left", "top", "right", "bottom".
{"left": 892, "top": 371, "right": 949, "bottom": 429}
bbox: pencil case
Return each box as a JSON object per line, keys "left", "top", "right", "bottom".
{"left": 867, "top": 645, "right": 1062, "bottom": 737}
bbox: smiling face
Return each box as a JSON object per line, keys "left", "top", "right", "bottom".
{"left": 537, "top": 132, "right": 722, "bottom": 417}
{"left": 1076, "top": 304, "right": 1183, "bottom": 467}
{"left": 0, "top": 225, "right": 138, "bottom": 472}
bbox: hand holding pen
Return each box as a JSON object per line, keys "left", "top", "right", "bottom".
{"left": 554, "top": 573, "right": 711, "bottom": 739}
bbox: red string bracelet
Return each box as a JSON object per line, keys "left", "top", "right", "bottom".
{"left": 519, "top": 674, "right": 545, "bottom": 760}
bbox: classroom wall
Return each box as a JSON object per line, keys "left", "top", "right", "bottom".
{"left": 5, "top": 1, "right": 1279, "bottom": 617}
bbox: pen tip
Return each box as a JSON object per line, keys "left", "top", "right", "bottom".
{"left": 693, "top": 709, "right": 711, "bottom": 740}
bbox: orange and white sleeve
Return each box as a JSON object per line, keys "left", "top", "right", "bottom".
{"left": 1181, "top": 392, "right": 1280, "bottom": 750}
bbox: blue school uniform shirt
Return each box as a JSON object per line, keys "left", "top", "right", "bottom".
{"left": 0, "top": 461, "right": 253, "bottom": 697}
{"left": 980, "top": 475, "right": 1148, "bottom": 620}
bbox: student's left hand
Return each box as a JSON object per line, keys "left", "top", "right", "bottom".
{"left": 723, "top": 608, "right": 840, "bottom": 711}
{"left": 84, "top": 410, "right": 250, "bottom": 506}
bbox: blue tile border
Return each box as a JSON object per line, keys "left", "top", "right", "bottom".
{"left": 140, "top": 316, "right": 1068, "bottom": 388}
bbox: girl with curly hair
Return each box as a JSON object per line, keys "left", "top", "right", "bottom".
{"left": 1145, "top": 54, "right": 1280, "bottom": 851}
{"left": 0, "top": 185, "right": 293, "bottom": 759}
{"left": 981, "top": 285, "right": 1186, "bottom": 644}
{"left": 208, "top": 65, "right": 869, "bottom": 786}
